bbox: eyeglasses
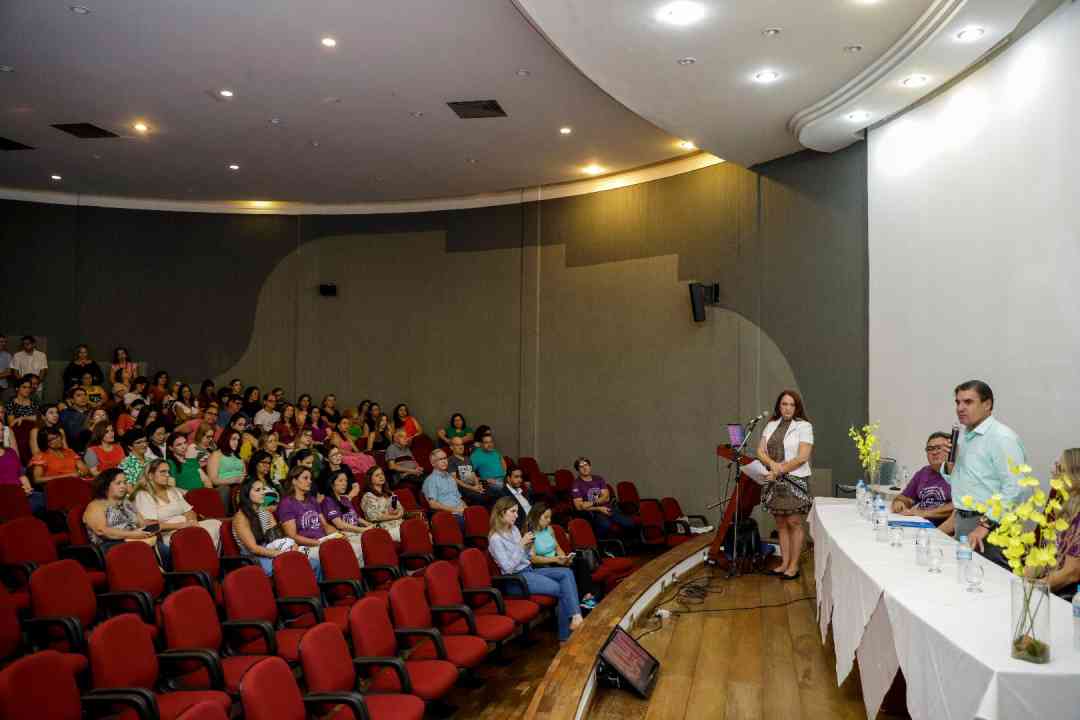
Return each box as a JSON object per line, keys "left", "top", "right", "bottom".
{"left": 925, "top": 445, "right": 948, "bottom": 453}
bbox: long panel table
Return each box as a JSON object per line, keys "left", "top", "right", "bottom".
{"left": 811, "top": 497, "right": 1080, "bottom": 720}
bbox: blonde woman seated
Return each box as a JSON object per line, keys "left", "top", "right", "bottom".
{"left": 132, "top": 459, "right": 222, "bottom": 560}
{"left": 360, "top": 466, "right": 404, "bottom": 541}
{"left": 83, "top": 468, "right": 158, "bottom": 556}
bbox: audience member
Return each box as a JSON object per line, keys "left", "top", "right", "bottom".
{"left": 248, "top": 450, "right": 282, "bottom": 503}
{"left": 218, "top": 394, "right": 242, "bottom": 429}
{"left": 228, "top": 378, "right": 244, "bottom": 397}
{"left": 119, "top": 429, "right": 153, "bottom": 488}
{"left": 570, "top": 457, "right": 637, "bottom": 539}
{"left": 422, "top": 449, "right": 466, "bottom": 526}
{"left": 84, "top": 422, "right": 125, "bottom": 476}
{"left": 527, "top": 502, "right": 597, "bottom": 609}
{"left": 167, "top": 432, "right": 208, "bottom": 490}
{"left": 79, "top": 372, "right": 106, "bottom": 408}
{"left": 447, "top": 436, "right": 491, "bottom": 506}
{"left": 361, "top": 467, "right": 404, "bottom": 541}
{"left": 146, "top": 422, "right": 169, "bottom": 461}
{"left": 83, "top": 469, "right": 157, "bottom": 555}
{"left": 109, "top": 347, "right": 137, "bottom": 387}
{"left": 273, "top": 403, "right": 298, "bottom": 446}
{"left": 259, "top": 432, "right": 289, "bottom": 484}
{"left": 386, "top": 429, "right": 423, "bottom": 487}
{"left": 276, "top": 466, "right": 335, "bottom": 564}
{"left": 296, "top": 393, "right": 313, "bottom": 415}
{"left": 437, "top": 412, "right": 474, "bottom": 446}
{"left": 0, "top": 336, "right": 13, "bottom": 402}
{"left": 498, "top": 467, "right": 532, "bottom": 530}
{"left": 290, "top": 431, "right": 323, "bottom": 476}
{"left": 11, "top": 336, "right": 48, "bottom": 398}
{"left": 124, "top": 376, "right": 150, "bottom": 407}
{"left": 172, "top": 384, "right": 198, "bottom": 424}
{"left": 320, "top": 446, "right": 357, "bottom": 497}
{"left": 132, "top": 459, "right": 222, "bottom": 560}
{"left": 890, "top": 432, "right": 954, "bottom": 526}
{"left": 62, "top": 344, "right": 104, "bottom": 392}
{"left": 196, "top": 379, "right": 216, "bottom": 411}
{"left": 320, "top": 394, "right": 341, "bottom": 425}
{"left": 0, "top": 405, "right": 15, "bottom": 449}
{"left": 59, "top": 387, "right": 91, "bottom": 451}
{"left": 488, "top": 496, "right": 583, "bottom": 642}
{"left": 253, "top": 395, "right": 280, "bottom": 433}
{"left": 116, "top": 399, "right": 142, "bottom": 436}
{"left": 320, "top": 469, "right": 372, "bottom": 558}
{"left": 29, "top": 404, "right": 68, "bottom": 455}
{"left": 328, "top": 416, "right": 375, "bottom": 477}
{"left": 392, "top": 403, "right": 423, "bottom": 442}
{"left": 232, "top": 478, "right": 318, "bottom": 577}
{"left": 148, "top": 371, "right": 171, "bottom": 405}
{"left": 5, "top": 376, "right": 40, "bottom": 427}
{"left": 208, "top": 428, "right": 246, "bottom": 511}
{"left": 30, "top": 428, "right": 88, "bottom": 483}
{"left": 367, "top": 413, "right": 392, "bottom": 452}
{"left": 1048, "top": 449, "right": 1080, "bottom": 597}
{"left": 470, "top": 430, "right": 507, "bottom": 492}
{"left": 0, "top": 441, "right": 44, "bottom": 514}
{"left": 307, "top": 406, "right": 328, "bottom": 443}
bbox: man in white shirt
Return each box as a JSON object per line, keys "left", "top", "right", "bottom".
{"left": 253, "top": 396, "right": 281, "bottom": 433}
{"left": 11, "top": 336, "right": 48, "bottom": 399}
{"left": 0, "top": 335, "right": 13, "bottom": 401}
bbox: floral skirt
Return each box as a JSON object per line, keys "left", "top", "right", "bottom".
{"left": 762, "top": 474, "right": 813, "bottom": 516}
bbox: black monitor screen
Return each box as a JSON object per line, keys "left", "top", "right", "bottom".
{"left": 599, "top": 626, "right": 660, "bottom": 698}
{"left": 726, "top": 423, "right": 746, "bottom": 447}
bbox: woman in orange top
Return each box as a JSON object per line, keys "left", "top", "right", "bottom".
{"left": 84, "top": 421, "right": 126, "bottom": 476}
{"left": 31, "top": 428, "right": 89, "bottom": 482}
{"left": 392, "top": 403, "right": 423, "bottom": 441}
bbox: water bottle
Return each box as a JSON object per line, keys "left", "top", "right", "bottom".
{"left": 855, "top": 480, "right": 866, "bottom": 518}
{"left": 956, "top": 535, "right": 972, "bottom": 583}
{"left": 1072, "top": 587, "right": 1080, "bottom": 651}
{"left": 872, "top": 495, "right": 888, "bottom": 542}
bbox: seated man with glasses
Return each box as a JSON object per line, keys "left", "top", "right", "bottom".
{"left": 890, "top": 431, "right": 954, "bottom": 526}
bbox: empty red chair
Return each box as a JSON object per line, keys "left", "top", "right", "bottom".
{"left": 553, "top": 469, "right": 575, "bottom": 502}
{"left": 388, "top": 577, "right": 487, "bottom": 670}
{"left": 107, "top": 539, "right": 202, "bottom": 627}
{"left": 162, "top": 586, "right": 269, "bottom": 696}
{"left": 223, "top": 565, "right": 309, "bottom": 664}
{"left": 89, "top": 613, "right": 232, "bottom": 720}
{"left": 359, "top": 527, "right": 403, "bottom": 595}
{"left": 551, "top": 524, "right": 572, "bottom": 554}
{"left": 529, "top": 473, "right": 555, "bottom": 503}
{"left": 320, "top": 537, "right": 380, "bottom": 607}
{"left": 395, "top": 487, "right": 426, "bottom": 518}
{"left": 299, "top": 623, "right": 425, "bottom": 720}
{"left": 240, "top": 655, "right": 371, "bottom": 720}
{"left": 0, "top": 583, "right": 87, "bottom": 676}
{"left": 217, "top": 518, "right": 255, "bottom": 571}
{"left": 0, "top": 516, "right": 107, "bottom": 593}
{"left": 660, "top": 497, "right": 708, "bottom": 530}
{"left": 271, "top": 551, "right": 351, "bottom": 632}
{"left": 0, "top": 650, "right": 150, "bottom": 720}
{"left": 457, "top": 548, "right": 542, "bottom": 629}
{"left": 516, "top": 457, "right": 544, "bottom": 481}
{"left": 639, "top": 499, "right": 689, "bottom": 547}
{"left": 463, "top": 505, "right": 489, "bottom": 550}
{"left": 170, "top": 526, "right": 227, "bottom": 604}
{"left": 44, "top": 475, "right": 92, "bottom": 515}
{"left": 349, "top": 597, "right": 458, "bottom": 702}
{"left": 176, "top": 701, "right": 229, "bottom": 720}
{"left": 411, "top": 434, "right": 436, "bottom": 475}
{"left": 568, "top": 518, "right": 634, "bottom": 592}
{"left": 11, "top": 422, "right": 33, "bottom": 466}
{"left": 429, "top": 511, "right": 465, "bottom": 561}
{"left": 0, "top": 486, "right": 32, "bottom": 524}
{"left": 64, "top": 505, "right": 107, "bottom": 574}
{"left": 184, "top": 488, "right": 228, "bottom": 519}
{"left": 424, "top": 560, "right": 515, "bottom": 647}
{"left": 502, "top": 456, "right": 516, "bottom": 473}
{"left": 616, "top": 481, "right": 644, "bottom": 515}
{"left": 399, "top": 517, "right": 434, "bottom": 572}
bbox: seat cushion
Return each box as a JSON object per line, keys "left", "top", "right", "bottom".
{"left": 363, "top": 693, "right": 425, "bottom": 720}
{"left": 237, "top": 628, "right": 305, "bottom": 663}
{"left": 58, "top": 652, "right": 88, "bottom": 676}
{"left": 50, "top": 532, "right": 70, "bottom": 547}
{"left": 175, "top": 655, "right": 267, "bottom": 693}
{"left": 502, "top": 598, "right": 540, "bottom": 624}
{"left": 154, "top": 690, "right": 231, "bottom": 720}
{"left": 87, "top": 570, "right": 108, "bottom": 592}
{"left": 441, "top": 614, "right": 514, "bottom": 642}
{"left": 11, "top": 589, "right": 30, "bottom": 611}
{"left": 324, "top": 605, "right": 350, "bottom": 632}
{"left": 370, "top": 659, "right": 458, "bottom": 701}
{"left": 410, "top": 635, "right": 487, "bottom": 669}
{"left": 529, "top": 594, "right": 557, "bottom": 608}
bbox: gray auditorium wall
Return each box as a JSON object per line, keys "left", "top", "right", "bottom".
{"left": 0, "top": 143, "right": 867, "bottom": 514}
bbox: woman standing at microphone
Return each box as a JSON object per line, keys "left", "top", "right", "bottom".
{"left": 757, "top": 390, "right": 814, "bottom": 579}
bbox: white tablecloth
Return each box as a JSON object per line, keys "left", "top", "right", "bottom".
{"left": 811, "top": 498, "right": 1080, "bottom": 720}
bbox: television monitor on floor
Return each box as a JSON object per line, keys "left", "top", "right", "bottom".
{"left": 597, "top": 626, "right": 661, "bottom": 698}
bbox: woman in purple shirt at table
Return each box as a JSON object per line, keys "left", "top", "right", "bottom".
{"left": 277, "top": 465, "right": 336, "bottom": 556}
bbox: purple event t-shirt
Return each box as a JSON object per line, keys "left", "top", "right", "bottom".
{"left": 901, "top": 466, "right": 952, "bottom": 509}
{"left": 320, "top": 495, "right": 360, "bottom": 527}
{"left": 276, "top": 495, "right": 326, "bottom": 540}
{"left": 0, "top": 449, "right": 23, "bottom": 486}
{"left": 571, "top": 474, "right": 611, "bottom": 508}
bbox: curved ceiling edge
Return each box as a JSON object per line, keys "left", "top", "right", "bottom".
{"left": 0, "top": 155, "right": 721, "bottom": 216}
{"left": 791, "top": 0, "right": 1040, "bottom": 153}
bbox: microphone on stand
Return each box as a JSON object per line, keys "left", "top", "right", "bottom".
{"left": 948, "top": 423, "right": 961, "bottom": 464}
{"left": 746, "top": 409, "right": 770, "bottom": 427}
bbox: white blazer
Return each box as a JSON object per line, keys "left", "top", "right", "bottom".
{"left": 760, "top": 418, "right": 814, "bottom": 478}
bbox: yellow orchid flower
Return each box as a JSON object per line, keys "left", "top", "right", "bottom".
{"left": 1055, "top": 518, "right": 1069, "bottom": 532}
{"left": 1020, "top": 531, "right": 1037, "bottom": 545}
{"left": 961, "top": 495, "right": 974, "bottom": 508}
{"left": 975, "top": 503, "right": 987, "bottom": 514}
{"left": 1018, "top": 476, "right": 1041, "bottom": 488}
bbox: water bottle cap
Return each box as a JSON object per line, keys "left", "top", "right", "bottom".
{"left": 958, "top": 535, "right": 967, "bottom": 542}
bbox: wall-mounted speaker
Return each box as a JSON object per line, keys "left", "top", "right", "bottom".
{"left": 318, "top": 283, "right": 338, "bottom": 297}
{"left": 688, "top": 282, "right": 719, "bottom": 322}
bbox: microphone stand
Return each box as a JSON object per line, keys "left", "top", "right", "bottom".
{"left": 723, "top": 416, "right": 759, "bottom": 578}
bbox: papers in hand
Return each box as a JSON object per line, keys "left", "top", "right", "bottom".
{"left": 740, "top": 460, "right": 770, "bottom": 485}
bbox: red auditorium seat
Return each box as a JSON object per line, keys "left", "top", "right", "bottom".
{"left": 0, "top": 583, "right": 87, "bottom": 675}
{"left": 568, "top": 518, "right": 635, "bottom": 592}
{"left": 176, "top": 701, "right": 229, "bottom": 720}
{"left": 430, "top": 511, "right": 465, "bottom": 561}
{"left": 349, "top": 596, "right": 459, "bottom": 702}
{"left": 271, "top": 551, "right": 354, "bottom": 633}
{"left": 660, "top": 497, "right": 709, "bottom": 530}
{"left": 161, "top": 586, "right": 269, "bottom": 696}
{"left": 0, "top": 650, "right": 152, "bottom": 720}
{"left": 424, "top": 560, "right": 516, "bottom": 647}
{"left": 394, "top": 487, "right": 427, "bottom": 518}
{"left": 553, "top": 469, "right": 575, "bottom": 503}
{"left": 64, "top": 505, "right": 107, "bottom": 574}
{"left": 184, "top": 488, "right": 228, "bottom": 520}
{"left": 298, "top": 622, "right": 426, "bottom": 720}
{"left": 388, "top": 576, "right": 489, "bottom": 670}
{"left": 616, "top": 480, "right": 653, "bottom": 516}
{"left": 0, "top": 516, "right": 107, "bottom": 593}
{"left": 463, "top": 505, "right": 489, "bottom": 550}
{"left": 320, "top": 536, "right": 381, "bottom": 606}
{"left": 411, "top": 434, "right": 436, "bottom": 474}
{"left": 88, "top": 613, "right": 233, "bottom": 720}
{"left": 457, "top": 548, "right": 542, "bottom": 629}
{"left": 106, "top": 539, "right": 205, "bottom": 628}
{"left": 44, "top": 476, "right": 92, "bottom": 516}
{"left": 359, "top": 527, "right": 403, "bottom": 595}
{"left": 0, "top": 486, "right": 32, "bottom": 523}
{"left": 516, "top": 456, "right": 545, "bottom": 481}
{"left": 639, "top": 499, "right": 690, "bottom": 547}
{"left": 217, "top": 518, "right": 256, "bottom": 570}
{"left": 239, "top": 655, "right": 375, "bottom": 720}
{"left": 399, "top": 517, "right": 435, "bottom": 572}
{"left": 222, "top": 565, "right": 309, "bottom": 664}
{"left": 170, "top": 526, "right": 230, "bottom": 605}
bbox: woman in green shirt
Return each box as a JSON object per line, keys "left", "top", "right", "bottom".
{"left": 167, "top": 431, "right": 209, "bottom": 491}
{"left": 437, "top": 412, "right": 473, "bottom": 446}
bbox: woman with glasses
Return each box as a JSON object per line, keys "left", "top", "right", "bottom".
{"left": 889, "top": 431, "right": 954, "bottom": 526}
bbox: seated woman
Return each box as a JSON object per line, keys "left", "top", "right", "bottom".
{"left": 272, "top": 403, "right": 299, "bottom": 447}
{"left": 295, "top": 393, "right": 313, "bottom": 416}
{"left": 207, "top": 428, "right": 246, "bottom": 513}
{"left": 232, "top": 478, "right": 320, "bottom": 577}
{"left": 167, "top": 432, "right": 209, "bottom": 491}
{"left": 527, "top": 502, "right": 598, "bottom": 609}
{"left": 83, "top": 468, "right": 158, "bottom": 555}
{"left": 306, "top": 407, "right": 328, "bottom": 443}
{"left": 196, "top": 379, "right": 216, "bottom": 413}
{"left": 320, "top": 469, "right": 372, "bottom": 559}
{"left": 0, "top": 441, "right": 44, "bottom": 515}
{"left": 109, "top": 347, "right": 137, "bottom": 387}
{"left": 84, "top": 421, "right": 126, "bottom": 476}
{"left": 289, "top": 433, "right": 323, "bottom": 477}
{"left": 124, "top": 376, "right": 150, "bottom": 407}
{"left": 276, "top": 465, "right": 337, "bottom": 566}
{"left": 260, "top": 431, "right": 290, "bottom": 485}
{"left": 132, "top": 459, "right": 222, "bottom": 559}
{"left": 320, "top": 394, "right": 341, "bottom": 426}
{"left": 62, "top": 344, "right": 105, "bottom": 393}
{"left": 248, "top": 450, "right": 283, "bottom": 507}
{"left": 146, "top": 421, "right": 170, "bottom": 461}
{"left": 488, "top": 496, "right": 584, "bottom": 641}
{"left": 118, "top": 428, "right": 153, "bottom": 489}
{"left": 79, "top": 372, "right": 106, "bottom": 409}
{"left": 1047, "top": 448, "right": 1080, "bottom": 598}
{"left": 437, "top": 412, "right": 473, "bottom": 447}
{"left": 171, "top": 384, "right": 199, "bottom": 425}
{"left": 343, "top": 408, "right": 367, "bottom": 444}
{"left": 319, "top": 446, "right": 358, "bottom": 498}
{"left": 187, "top": 423, "right": 216, "bottom": 473}
{"left": 4, "top": 377, "right": 40, "bottom": 431}
{"left": 360, "top": 466, "right": 404, "bottom": 541}
{"left": 391, "top": 403, "right": 423, "bottom": 443}
{"left": 327, "top": 417, "right": 375, "bottom": 478}
{"left": 366, "top": 412, "right": 393, "bottom": 453}
{"left": 29, "top": 404, "right": 68, "bottom": 455}
{"left": 148, "top": 371, "right": 171, "bottom": 406}
{"left": 0, "top": 405, "right": 16, "bottom": 450}
{"left": 30, "top": 428, "right": 89, "bottom": 484}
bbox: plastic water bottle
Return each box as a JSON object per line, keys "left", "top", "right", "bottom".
{"left": 855, "top": 480, "right": 867, "bottom": 518}
{"left": 872, "top": 495, "right": 888, "bottom": 542}
{"left": 956, "top": 535, "right": 972, "bottom": 583}
{"left": 1072, "top": 587, "right": 1080, "bottom": 651}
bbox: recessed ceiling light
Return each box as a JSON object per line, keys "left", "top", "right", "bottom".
{"left": 91, "top": 154, "right": 101, "bottom": 160}
{"left": 409, "top": 111, "right": 425, "bottom": 118}
{"left": 250, "top": 201, "right": 273, "bottom": 209}
{"left": 843, "top": 44, "right": 864, "bottom": 54}
{"left": 678, "top": 140, "right": 696, "bottom": 150}
{"left": 269, "top": 117, "right": 281, "bottom": 126}
{"left": 516, "top": 69, "right": 531, "bottom": 77}
{"left": 762, "top": 27, "right": 782, "bottom": 38}
{"left": 0, "top": 65, "right": 13, "bottom": 73}
{"left": 228, "top": 164, "right": 240, "bottom": 171}
{"left": 50, "top": 174, "right": 62, "bottom": 181}
{"left": 955, "top": 26, "right": 985, "bottom": 43}
{"left": 582, "top": 164, "right": 605, "bottom": 176}
{"left": 310, "top": 139, "right": 321, "bottom": 148}
{"left": 559, "top": 126, "right": 572, "bottom": 135}
{"left": 321, "top": 37, "right": 337, "bottom": 48}
{"left": 466, "top": 158, "right": 478, "bottom": 165}
{"left": 133, "top": 122, "right": 148, "bottom": 133}
{"left": 656, "top": 1, "right": 706, "bottom": 26}
{"left": 753, "top": 69, "right": 781, "bottom": 84}
{"left": 677, "top": 56, "right": 697, "bottom": 65}
{"left": 69, "top": 5, "right": 91, "bottom": 14}
{"left": 218, "top": 89, "right": 234, "bottom": 98}
{"left": 846, "top": 110, "right": 872, "bottom": 123}
{"left": 901, "top": 74, "right": 930, "bottom": 88}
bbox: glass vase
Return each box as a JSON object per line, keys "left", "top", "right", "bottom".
{"left": 1010, "top": 577, "right": 1051, "bottom": 664}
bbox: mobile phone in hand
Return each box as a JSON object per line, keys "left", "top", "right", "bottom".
{"left": 143, "top": 523, "right": 161, "bottom": 535}
{"left": 390, "top": 495, "right": 399, "bottom": 509}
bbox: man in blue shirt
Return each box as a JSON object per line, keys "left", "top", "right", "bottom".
{"left": 422, "top": 449, "right": 466, "bottom": 529}
{"left": 943, "top": 379, "right": 1026, "bottom": 565}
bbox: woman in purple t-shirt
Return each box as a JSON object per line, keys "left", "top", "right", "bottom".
{"left": 319, "top": 469, "right": 372, "bottom": 561}
{"left": 277, "top": 465, "right": 336, "bottom": 553}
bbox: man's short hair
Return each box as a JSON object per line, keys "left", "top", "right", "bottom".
{"left": 429, "top": 449, "right": 446, "bottom": 462}
{"left": 954, "top": 380, "right": 994, "bottom": 409}
{"left": 573, "top": 456, "right": 590, "bottom": 472}
{"left": 926, "top": 431, "right": 950, "bottom": 444}
{"left": 21, "top": 335, "right": 35, "bottom": 343}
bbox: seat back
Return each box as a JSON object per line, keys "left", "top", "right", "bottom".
{"left": 551, "top": 524, "right": 572, "bottom": 554}
{"left": 400, "top": 517, "right": 433, "bottom": 571}
{"left": 271, "top": 552, "right": 323, "bottom": 627}
{"left": 430, "top": 511, "right": 464, "bottom": 560}
{"left": 553, "top": 469, "right": 574, "bottom": 497}
{"left": 239, "top": 656, "right": 306, "bottom": 720}
{"left": 616, "top": 481, "right": 641, "bottom": 512}
{"left": 29, "top": 559, "right": 97, "bottom": 631}
{"left": 0, "top": 516, "right": 58, "bottom": 567}
{"left": 395, "top": 487, "right": 423, "bottom": 514}
{"left": 517, "top": 457, "right": 542, "bottom": 480}
{"left": 66, "top": 505, "right": 92, "bottom": 545}
{"left": 219, "top": 518, "right": 243, "bottom": 557}
{"left": 388, "top": 576, "right": 432, "bottom": 629}
{"left": 11, "top": 422, "right": 34, "bottom": 466}
{"left": 463, "top": 505, "right": 489, "bottom": 549}
{"left": 0, "top": 486, "right": 31, "bottom": 523}
{"left": 162, "top": 586, "right": 223, "bottom": 652}
{"left": 185, "top": 488, "right": 228, "bottom": 519}
{"left": 360, "top": 526, "right": 397, "bottom": 568}
{"left": 638, "top": 499, "right": 666, "bottom": 543}
{"left": 411, "top": 434, "right": 435, "bottom": 474}
{"left": 88, "top": 613, "right": 158, "bottom": 690}
{"left": 348, "top": 596, "right": 398, "bottom": 659}
{"left": 171, "top": 526, "right": 221, "bottom": 580}
{"left": 457, "top": 549, "right": 496, "bottom": 610}
{"left": 424, "top": 560, "right": 466, "bottom": 616}
{"left": 530, "top": 473, "right": 555, "bottom": 501}
{"left": 224, "top": 565, "right": 279, "bottom": 624}
{"left": 0, "top": 585, "right": 22, "bottom": 662}
{"left": 44, "top": 476, "right": 92, "bottom": 513}
{"left": 568, "top": 518, "right": 600, "bottom": 550}
{"left": 105, "top": 540, "right": 165, "bottom": 600}
{"left": 319, "top": 537, "right": 362, "bottom": 605}
{"left": 176, "top": 701, "right": 230, "bottom": 720}
{"left": 660, "top": 497, "right": 683, "bottom": 523}
{"left": 0, "top": 650, "right": 83, "bottom": 720}
{"left": 298, "top": 622, "right": 354, "bottom": 693}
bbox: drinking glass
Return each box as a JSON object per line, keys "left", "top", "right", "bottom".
{"left": 914, "top": 527, "right": 929, "bottom": 547}
{"left": 964, "top": 562, "right": 985, "bottom": 593}
{"left": 889, "top": 527, "right": 904, "bottom": 547}
{"left": 928, "top": 547, "right": 944, "bottom": 574}
{"left": 915, "top": 529, "right": 930, "bottom": 566}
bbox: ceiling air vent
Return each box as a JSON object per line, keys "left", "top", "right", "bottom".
{"left": 446, "top": 100, "right": 507, "bottom": 119}
{"left": 51, "top": 123, "right": 119, "bottom": 139}
{"left": 0, "top": 136, "right": 34, "bottom": 151}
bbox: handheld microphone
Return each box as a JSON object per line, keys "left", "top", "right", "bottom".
{"left": 948, "top": 423, "right": 960, "bottom": 464}
{"left": 746, "top": 410, "right": 769, "bottom": 426}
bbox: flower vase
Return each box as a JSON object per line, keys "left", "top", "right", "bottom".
{"left": 1010, "top": 578, "right": 1050, "bottom": 664}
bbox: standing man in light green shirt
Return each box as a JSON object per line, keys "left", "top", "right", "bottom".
{"left": 943, "top": 379, "right": 1026, "bottom": 566}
